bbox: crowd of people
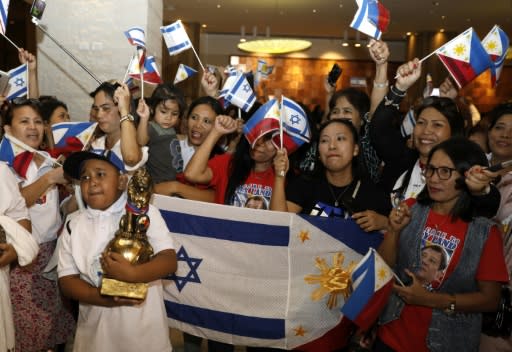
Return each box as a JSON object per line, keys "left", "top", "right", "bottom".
{"left": 0, "top": 37, "right": 511, "bottom": 352}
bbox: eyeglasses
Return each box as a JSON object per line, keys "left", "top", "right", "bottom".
{"left": 422, "top": 165, "right": 458, "bottom": 180}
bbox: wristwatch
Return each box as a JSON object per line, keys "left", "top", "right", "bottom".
{"left": 120, "top": 114, "right": 135, "bottom": 124}
{"left": 444, "top": 294, "right": 456, "bottom": 315}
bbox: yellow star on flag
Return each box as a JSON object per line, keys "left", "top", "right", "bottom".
{"left": 298, "top": 230, "right": 310, "bottom": 243}
{"left": 293, "top": 325, "right": 307, "bottom": 337}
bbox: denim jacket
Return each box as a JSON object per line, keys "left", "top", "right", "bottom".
{"left": 379, "top": 203, "right": 492, "bottom": 351}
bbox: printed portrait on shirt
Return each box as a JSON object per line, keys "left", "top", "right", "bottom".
{"left": 232, "top": 184, "right": 272, "bottom": 209}
{"left": 415, "top": 244, "right": 448, "bottom": 289}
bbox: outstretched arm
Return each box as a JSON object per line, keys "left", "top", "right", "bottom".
{"left": 184, "top": 115, "right": 237, "bottom": 184}
{"left": 115, "top": 84, "right": 143, "bottom": 166}
{"left": 19, "top": 48, "right": 39, "bottom": 98}
{"left": 368, "top": 39, "right": 390, "bottom": 118}
{"left": 136, "top": 98, "right": 151, "bottom": 146}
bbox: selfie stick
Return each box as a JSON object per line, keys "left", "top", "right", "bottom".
{"left": 488, "top": 159, "right": 512, "bottom": 172}
{"left": 0, "top": 33, "right": 21, "bottom": 51}
{"left": 32, "top": 19, "right": 102, "bottom": 85}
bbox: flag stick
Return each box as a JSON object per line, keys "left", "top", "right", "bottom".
{"left": 190, "top": 45, "right": 205, "bottom": 72}
{"left": 26, "top": 63, "right": 30, "bottom": 98}
{"left": 237, "top": 108, "right": 242, "bottom": 120}
{"left": 34, "top": 23, "right": 102, "bottom": 85}
{"left": 394, "top": 49, "right": 438, "bottom": 79}
{"left": 81, "top": 123, "right": 99, "bottom": 152}
{"left": 5, "top": 134, "right": 62, "bottom": 167}
{"left": 137, "top": 49, "right": 146, "bottom": 98}
{"left": 392, "top": 270, "right": 406, "bottom": 287}
{"left": 1, "top": 33, "right": 21, "bottom": 51}
{"left": 279, "top": 97, "right": 284, "bottom": 150}
{"left": 122, "top": 56, "right": 133, "bottom": 83}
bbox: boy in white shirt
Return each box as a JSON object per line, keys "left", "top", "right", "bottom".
{"left": 57, "top": 151, "right": 176, "bottom": 352}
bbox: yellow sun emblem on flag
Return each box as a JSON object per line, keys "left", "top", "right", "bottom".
{"left": 485, "top": 40, "right": 497, "bottom": 51}
{"left": 304, "top": 252, "right": 356, "bottom": 309}
{"left": 453, "top": 44, "right": 467, "bottom": 58}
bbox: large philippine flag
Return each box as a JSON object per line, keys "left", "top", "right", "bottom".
{"left": 435, "top": 28, "right": 492, "bottom": 88}
{"left": 155, "top": 195, "right": 383, "bottom": 349}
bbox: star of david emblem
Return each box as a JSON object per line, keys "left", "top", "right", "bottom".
{"left": 15, "top": 78, "right": 25, "bottom": 87}
{"left": 242, "top": 83, "right": 251, "bottom": 93}
{"left": 290, "top": 114, "right": 300, "bottom": 125}
{"left": 167, "top": 246, "right": 202, "bottom": 292}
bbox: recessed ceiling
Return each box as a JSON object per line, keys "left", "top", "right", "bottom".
{"left": 164, "top": 0, "right": 512, "bottom": 41}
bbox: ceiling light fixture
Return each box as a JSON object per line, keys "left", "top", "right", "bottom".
{"left": 354, "top": 31, "right": 361, "bottom": 47}
{"left": 342, "top": 30, "right": 349, "bottom": 47}
{"left": 238, "top": 38, "right": 312, "bottom": 54}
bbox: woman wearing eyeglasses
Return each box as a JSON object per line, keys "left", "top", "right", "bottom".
{"left": 369, "top": 59, "right": 499, "bottom": 222}
{"left": 376, "top": 137, "right": 508, "bottom": 352}
{"left": 2, "top": 98, "right": 75, "bottom": 351}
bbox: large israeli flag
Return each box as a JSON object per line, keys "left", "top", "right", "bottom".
{"left": 154, "top": 196, "right": 383, "bottom": 349}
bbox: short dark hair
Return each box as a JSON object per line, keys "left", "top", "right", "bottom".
{"left": 422, "top": 245, "right": 447, "bottom": 271}
{"left": 3, "top": 98, "right": 42, "bottom": 127}
{"left": 148, "top": 83, "right": 187, "bottom": 119}
{"left": 488, "top": 102, "right": 512, "bottom": 130}
{"left": 39, "top": 96, "right": 68, "bottom": 123}
{"left": 415, "top": 97, "right": 465, "bottom": 137}
{"left": 187, "top": 96, "right": 224, "bottom": 118}
{"left": 417, "top": 137, "right": 489, "bottom": 222}
{"left": 328, "top": 88, "right": 370, "bottom": 119}
{"left": 89, "top": 81, "right": 121, "bottom": 100}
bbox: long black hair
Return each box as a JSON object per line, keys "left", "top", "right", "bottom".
{"left": 224, "top": 135, "right": 259, "bottom": 205}
{"left": 417, "top": 137, "right": 489, "bottom": 222}
{"left": 312, "top": 119, "right": 363, "bottom": 180}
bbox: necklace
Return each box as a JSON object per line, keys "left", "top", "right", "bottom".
{"left": 327, "top": 181, "right": 352, "bottom": 207}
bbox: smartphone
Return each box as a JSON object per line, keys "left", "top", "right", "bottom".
{"left": 0, "top": 70, "right": 9, "bottom": 95}
{"left": 328, "top": 63, "right": 342, "bottom": 87}
{"left": 30, "top": 0, "right": 46, "bottom": 21}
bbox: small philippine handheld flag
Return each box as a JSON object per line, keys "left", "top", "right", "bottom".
{"left": 161, "top": 20, "right": 193, "bottom": 56}
{"left": 50, "top": 122, "right": 98, "bottom": 158}
{"left": 174, "top": 64, "right": 197, "bottom": 84}
{"left": 341, "top": 248, "right": 394, "bottom": 330}
{"left": 0, "top": 0, "right": 9, "bottom": 35}
{"left": 124, "top": 26, "right": 146, "bottom": 48}
{"left": 243, "top": 99, "right": 281, "bottom": 147}
{"left": 435, "top": 28, "right": 492, "bottom": 88}
{"left": 129, "top": 55, "right": 163, "bottom": 85}
{"left": 350, "top": 0, "right": 386, "bottom": 39}
{"left": 0, "top": 135, "right": 33, "bottom": 179}
{"left": 5, "top": 64, "right": 27, "bottom": 101}
{"left": 482, "top": 25, "right": 510, "bottom": 87}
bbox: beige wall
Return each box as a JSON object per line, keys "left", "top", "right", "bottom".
{"left": 37, "top": 0, "right": 162, "bottom": 120}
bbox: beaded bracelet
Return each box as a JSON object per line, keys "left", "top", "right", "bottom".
{"left": 390, "top": 85, "right": 406, "bottom": 97}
